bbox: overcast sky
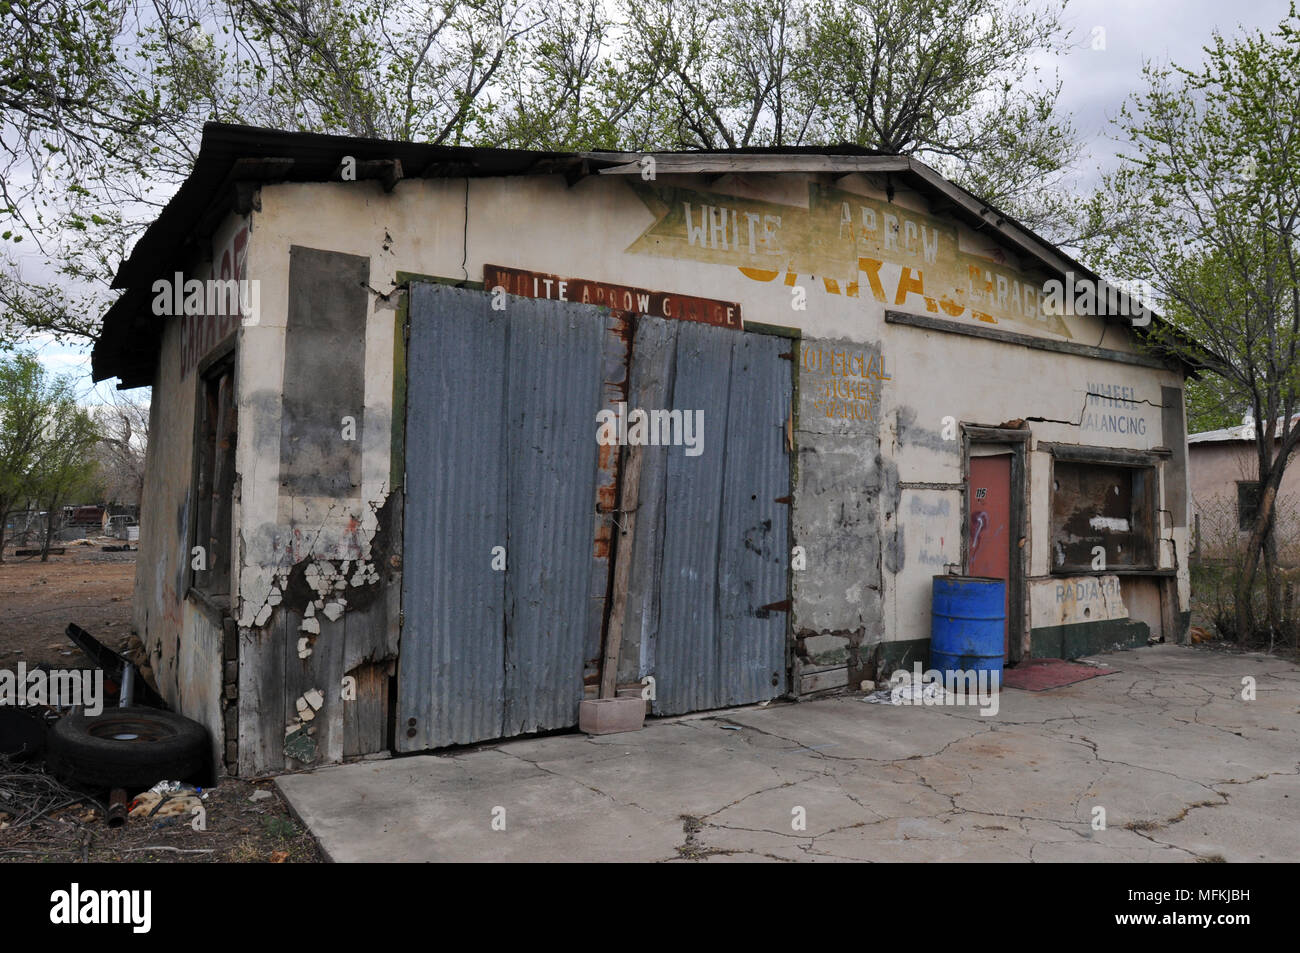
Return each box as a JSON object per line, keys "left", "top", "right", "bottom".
{"left": 31, "top": 0, "right": 1299, "bottom": 398}
{"left": 1052, "top": 0, "right": 1292, "bottom": 186}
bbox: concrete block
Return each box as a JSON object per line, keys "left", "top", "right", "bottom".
{"left": 579, "top": 697, "right": 645, "bottom": 735}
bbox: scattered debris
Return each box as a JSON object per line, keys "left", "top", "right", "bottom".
{"left": 0, "top": 755, "right": 97, "bottom": 830}
{"left": 863, "top": 682, "right": 949, "bottom": 705}
{"left": 129, "top": 789, "right": 204, "bottom": 820}
{"left": 62, "top": 624, "right": 165, "bottom": 709}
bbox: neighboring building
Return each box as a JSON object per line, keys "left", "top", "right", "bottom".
{"left": 1189, "top": 416, "right": 1300, "bottom": 562}
{"left": 92, "top": 123, "right": 1195, "bottom": 777}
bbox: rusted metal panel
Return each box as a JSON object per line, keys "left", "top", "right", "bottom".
{"left": 399, "top": 283, "right": 607, "bottom": 749}
{"left": 484, "top": 264, "right": 743, "bottom": 329}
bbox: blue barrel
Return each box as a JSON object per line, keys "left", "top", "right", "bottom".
{"left": 931, "top": 575, "right": 1005, "bottom": 678}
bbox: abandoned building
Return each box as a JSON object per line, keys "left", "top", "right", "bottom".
{"left": 91, "top": 123, "right": 1194, "bottom": 777}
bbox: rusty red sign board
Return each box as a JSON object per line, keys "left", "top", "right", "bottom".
{"left": 483, "top": 264, "right": 742, "bottom": 329}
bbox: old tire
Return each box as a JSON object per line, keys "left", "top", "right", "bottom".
{"left": 47, "top": 708, "right": 210, "bottom": 790}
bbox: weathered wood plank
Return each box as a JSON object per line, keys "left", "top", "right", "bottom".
{"left": 238, "top": 612, "right": 285, "bottom": 776}
{"left": 618, "top": 317, "right": 679, "bottom": 687}
{"left": 344, "top": 661, "right": 390, "bottom": 758}
{"left": 885, "top": 309, "right": 1173, "bottom": 370}
{"left": 600, "top": 443, "right": 643, "bottom": 699}
{"left": 281, "top": 604, "right": 350, "bottom": 769}
{"left": 799, "top": 667, "right": 848, "bottom": 695}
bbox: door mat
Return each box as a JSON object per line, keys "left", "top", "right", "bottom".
{"left": 1002, "top": 658, "right": 1117, "bottom": 692}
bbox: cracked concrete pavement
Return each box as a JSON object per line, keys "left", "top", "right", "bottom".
{"left": 275, "top": 646, "right": 1300, "bottom": 862}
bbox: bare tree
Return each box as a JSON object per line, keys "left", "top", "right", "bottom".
{"left": 95, "top": 391, "right": 150, "bottom": 506}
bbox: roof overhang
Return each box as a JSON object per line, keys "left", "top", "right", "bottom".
{"left": 92, "top": 123, "right": 1194, "bottom": 386}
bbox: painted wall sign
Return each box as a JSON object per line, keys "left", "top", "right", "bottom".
{"left": 1082, "top": 380, "right": 1151, "bottom": 435}
{"left": 1030, "top": 575, "right": 1128, "bottom": 627}
{"left": 624, "top": 181, "right": 1071, "bottom": 339}
{"left": 181, "top": 225, "right": 249, "bottom": 379}
{"left": 484, "top": 264, "right": 742, "bottom": 329}
{"left": 801, "top": 342, "right": 889, "bottom": 422}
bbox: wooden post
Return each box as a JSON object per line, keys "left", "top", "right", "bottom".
{"left": 600, "top": 445, "right": 643, "bottom": 699}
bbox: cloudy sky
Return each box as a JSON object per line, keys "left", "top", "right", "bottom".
{"left": 30, "top": 0, "right": 1298, "bottom": 398}
{"left": 1052, "top": 0, "right": 1292, "bottom": 185}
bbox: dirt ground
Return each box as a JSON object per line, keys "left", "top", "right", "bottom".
{"left": 0, "top": 770, "right": 322, "bottom": 863}
{"left": 0, "top": 543, "right": 323, "bottom": 863}
{"left": 1, "top": 541, "right": 138, "bottom": 667}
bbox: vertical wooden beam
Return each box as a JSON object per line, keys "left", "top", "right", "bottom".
{"left": 600, "top": 444, "right": 643, "bottom": 699}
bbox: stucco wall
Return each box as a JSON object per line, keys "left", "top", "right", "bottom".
{"left": 132, "top": 212, "right": 249, "bottom": 773}
{"left": 1190, "top": 440, "right": 1300, "bottom": 561}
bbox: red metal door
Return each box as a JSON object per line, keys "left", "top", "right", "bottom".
{"left": 968, "top": 454, "right": 1012, "bottom": 656}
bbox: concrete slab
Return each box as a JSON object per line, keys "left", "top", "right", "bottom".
{"left": 276, "top": 646, "right": 1300, "bottom": 862}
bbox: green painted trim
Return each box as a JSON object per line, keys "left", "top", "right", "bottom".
{"left": 400, "top": 271, "right": 484, "bottom": 291}
{"left": 787, "top": 329, "right": 801, "bottom": 491}
{"left": 390, "top": 291, "right": 408, "bottom": 490}
{"left": 1030, "top": 618, "right": 1149, "bottom": 659}
{"left": 744, "top": 320, "right": 802, "bottom": 339}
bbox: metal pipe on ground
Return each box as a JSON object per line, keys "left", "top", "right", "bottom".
{"left": 108, "top": 788, "right": 128, "bottom": 827}
{"left": 120, "top": 663, "right": 135, "bottom": 708}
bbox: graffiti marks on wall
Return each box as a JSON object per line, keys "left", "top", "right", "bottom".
{"left": 905, "top": 491, "right": 958, "bottom": 569}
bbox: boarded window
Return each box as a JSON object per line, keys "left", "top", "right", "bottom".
{"left": 1237, "top": 481, "right": 1262, "bottom": 531}
{"left": 190, "top": 355, "right": 237, "bottom": 600}
{"left": 1050, "top": 462, "right": 1156, "bottom": 572}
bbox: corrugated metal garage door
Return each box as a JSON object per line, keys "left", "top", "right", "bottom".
{"left": 398, "top": 283, "right": 608, "bottom": 750}
{"left": 621, "top": 318, "right": 791, "bottom": 715}
{"left": 398, "top": 284, "right": 791, "bottom": 749}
